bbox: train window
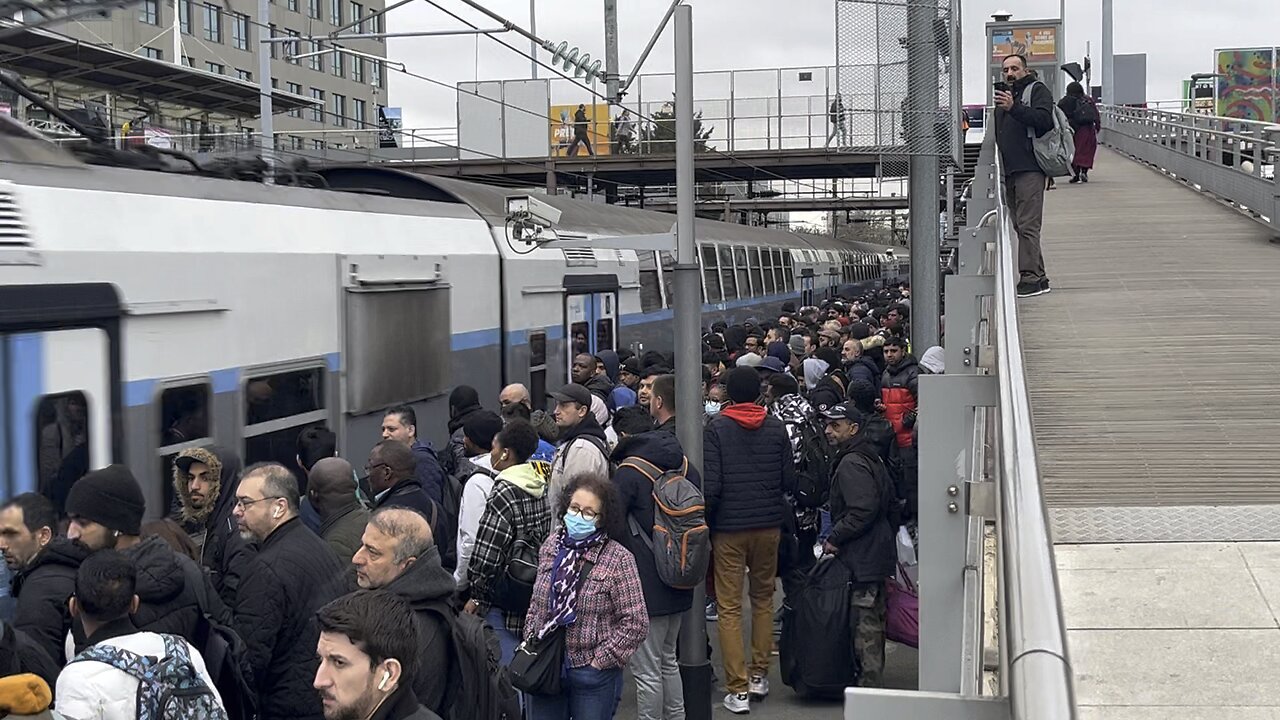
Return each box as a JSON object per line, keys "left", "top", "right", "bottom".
{"left": 243, "top": 366, "right": 327, "bottom": 468}
{"left": 638, "top": 251, "right": 663, "bottom": 313}
{"left": 718, "top": 246, "right": 736, "bottom": 301}
{"left": 773, "top": 249, "right": 788, "bottom": 292}
{"left": 749, "top": 248, "right": 765, "bottom": 297}
{"left": 34, "top": 392, "right": 90, "bottom": 511}
{"left": 528, "top": 330, "right": 547, "bottom": 411}
{"left": 569, "top": 322, "right": 590, "bottom": 356}
{"left": 760, "top": 248, "right": 775, "bottom": 295}
{"left": 660, "top": 252, "right": 675, "bottom": 309}
{"left": 159, "top": 383, "right": 213, "bottom": 517}
{"left": 733, "top": 246, "right": 750, "bottom": 298}
{"left": 701, "top": 244, "right": 721, "bottom": 303}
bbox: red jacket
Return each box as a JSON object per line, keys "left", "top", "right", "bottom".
{"left": 881, "top": 356, "right": 919, "bottom": 448}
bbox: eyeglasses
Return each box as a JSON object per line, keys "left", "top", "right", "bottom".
{"left": 235, "top": 496, "right": 283, "bottom": 509}
{"left": 364, "top": 463, "right": 389, "bottom": 475}
{"left": 566, "top": 505, "right": 600, "bottom": 521}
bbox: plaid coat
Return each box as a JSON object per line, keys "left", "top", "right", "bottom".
{"left": 466, "top": 468, "right": 552, "bottom": 635}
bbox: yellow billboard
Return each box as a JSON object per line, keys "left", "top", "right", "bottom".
{"left": 550, "top": 103, "right": 611, "bottom": 157}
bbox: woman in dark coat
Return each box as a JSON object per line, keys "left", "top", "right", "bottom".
{"left": 1058, "top": 81, "right": 1099, "bottom": 183}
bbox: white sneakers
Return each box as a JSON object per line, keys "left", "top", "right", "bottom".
{"left": 749, "top": 675, "right": 770, "bottom": 699}
{"left": 723, "top": 693, "right": 750, "bottom": 714}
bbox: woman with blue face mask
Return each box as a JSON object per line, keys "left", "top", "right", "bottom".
{"left": 523, "top": 474, "right": 649, "bottom": 720}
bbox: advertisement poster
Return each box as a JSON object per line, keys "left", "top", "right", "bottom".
{"left": 549, "top": 102, "right": 611, "bottom": 157}
{"left": 1215, "top": 48, "right": 1277, "bottom": 123}
{"left": 991, "top": 26, "right": 1057, "bottom": 64}
{"left": 378, "top": 106, "right": 402, "bottom": 148}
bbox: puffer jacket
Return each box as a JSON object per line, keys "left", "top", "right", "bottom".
{"left": 384, "top": 545, "right": 455, "bottom": 716}
{"left": 703, "top": 403, "right": 796, "bottom": 532}
{"left": 844, "top": 355, "right": 881, "bottom": 394}
{"left": 173, "top": 446, "right": 255, "bottom": 607}
{"left": 881, "top": 355, "right": 919, "bottom": 449}
{"left": 611, "top": 431, "right": 699, "bottom": 617}
{"left": 827, "top": 434, "right": 897, "bottom": 582}
{"left": 233, "top": 518, "right": 346, "bottom": 720}
{"left": 11, "top": 537, "right": 88, "bottom": 665}
{"left": 411, "top": 439, "right": 447, "bottom": 506}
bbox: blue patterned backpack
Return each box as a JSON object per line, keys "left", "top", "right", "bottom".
{"left": 70, "top": 633, "right": 229, "bottom": 720}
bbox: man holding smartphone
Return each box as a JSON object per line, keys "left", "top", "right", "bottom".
{"left": 994, "top": 54, "right": 1056, "bottom": 298}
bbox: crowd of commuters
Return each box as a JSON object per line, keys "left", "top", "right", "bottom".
{"left": 0, "top": 283, "right": 930, "bottom": 719}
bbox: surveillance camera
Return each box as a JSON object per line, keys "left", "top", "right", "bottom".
{"left": 506, "top": 195, "right": 562, "bottom": 229}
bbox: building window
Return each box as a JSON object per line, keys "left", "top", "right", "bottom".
{"left": 231, "top": 13, "right": 249, "bottom": 50}
{"left": 138, "top": 46, "right": 163, "bottom": 60}
{"left": 290, "top": 135, "right": 304, "bottom": 150}
{"left": 330, "top": 0, "right": 341, "bottom": 24}
{"left": 236, "top": 68, "right": 252, "bottom": 81}
{"left": 307, "top": 41, "right": 322, "bottom": 71}
{"left": 353, "top": 98, "right": 366, "bottom": 127}
{"left": 370, "top": 59, "right": 381, "bottom": 88}
{"left": 285, "top": 29, "right": 300, "bottom": 63}
{"left": 312, "top": 139, "right": 325, "bottom": 150}
{"left": 287, "top": 81, "right": 303, "bottom": 117}
{"left": 307, "top": 0, "right": 320, "bottom": 18}
{"left": 310, "top": 87, "right": 324, "bottom": 122}
{"left": 206, "top": 61, "right": 225, "bottom": 75}
{"left": 243, "top": 367, "right": 327, "bottom": 469}
{"left": 202, "top": 4, "right": 221, "bottom": 42}
{"left": 178, "top": 0, "right": 192, "bottom": 33}
{"left": 350, "top": 54, "right": 363, "bottom": 83}
{"left": 332, "top": 94, "right": 346, "bottom": 127}
{"left": 182, "top": 55, "right": 195, "bottom": 67}
{"left": 330, "top": 49, "right": 343, "bottom": 77}
{"left": 371, "top": 11, "right": 382, "bottom": 38}
{"left": 348, "top": 1, "right": 362, "bottom": 31}
{"left": 139, "top": 0, "right": 159, "bottom": 25}
{"left": 268, "top": 24, "right": 277, "bottom": 57}
{"left": 287, "top": 0, "right": 297, "bottom": 11}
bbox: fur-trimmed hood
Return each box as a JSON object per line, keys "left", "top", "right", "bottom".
{"left": 171, "top": 446, "right": 241, "bottom": 526}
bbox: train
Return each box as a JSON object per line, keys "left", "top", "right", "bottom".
{"left": 0, "top": 119, "right": 908, "bottom": 514}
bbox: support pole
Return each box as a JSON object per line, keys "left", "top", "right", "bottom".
{"left": 1102, "top": 0, "right": 1114, "bottom": 105}
{"left": 529, "top": 0, "right": 537, "bottom": 79}
{"left": 907, "top": 0, "right": 940, "bottom": 350}
{"left": 257, "top": 0, "right": 274, "bottom": 181}
{"left": 604, "top": 0, "right": 620, "bottom": 104}
{"left": 673, "top": 6, "right": 711, "bottom": 720}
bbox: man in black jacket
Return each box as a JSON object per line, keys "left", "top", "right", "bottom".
{"left": 173, "top": 445, "right": 254, "bottom": 607}
{"left": 612, "top": 426, "right": 699, "bottom": 720}
{"left": 704, "top": 366, "right": 796, "bottom": 713}
{"left": 233, "top": 462, "right": 346, "bottom": 720}
{"left": 820, "top": 403, "right": 897, "bottom": 688}
{"left": 995, "top": 53, "right": 1056, "bottom": 297}
{"left": 1, "top": 492, "right": 87, "bottom": 664}
{"left": 352, "top": 507, "right": 453, "bottom": 716}
{"left": 66, "top": 466, "right": 220, "bottom": 653}
{"left": 368, "top": 440, "right": 451, "bottom": 561}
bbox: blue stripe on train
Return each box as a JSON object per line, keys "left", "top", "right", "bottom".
{"left": 9, "top": 334, "right": 42, "bottom": 496}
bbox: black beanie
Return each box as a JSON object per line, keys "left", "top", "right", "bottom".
{"left": 463, "top": 410, "right": 504, "bottom": 452}
{"left": 65, "top": 465, "right": 146, "bottom": 535}
{"left": 846, "top": 379, "right": 878, "bottom": 413}
{"left": 449, "top": 385, "right": 480, "bottom": 412}
{"left": 726, "top": 366, "right": 761, "bottom": 404}
{"left": 815, "top": 347, "right": 841, "bottom": 370}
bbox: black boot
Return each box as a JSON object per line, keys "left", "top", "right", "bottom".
{"left": 1082, "top": 169, "right": 1089, "bottom": 183}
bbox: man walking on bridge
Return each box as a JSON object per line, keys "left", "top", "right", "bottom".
{"left": 994, "top": 53, "right": 1055, "bottom": 298}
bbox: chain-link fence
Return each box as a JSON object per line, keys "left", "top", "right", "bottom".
{"left": 834, "top": 0, "right": 960, "bottom": 167}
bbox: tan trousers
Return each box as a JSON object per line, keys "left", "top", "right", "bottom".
{"left": 712, "top": 528, "right": 780, "bottom": 695}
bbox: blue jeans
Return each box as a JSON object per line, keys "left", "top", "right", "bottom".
{"left": 528, "top": 665, "right": 624, "bottom": 720}
{"left": 485, "top": 608, "right": 521, "bottom": 666}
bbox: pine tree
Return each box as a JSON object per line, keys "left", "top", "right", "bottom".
{"left": 639, "top": 94, "right": 715, "bottom": 154}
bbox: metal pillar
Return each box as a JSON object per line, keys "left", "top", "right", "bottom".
{"left": 1101, "top": 0, "right": 1114, "bottom": 104}
{"left": 257, "top": 0, "right": 274, "bottom": 180}
{"left": 604, "top": 0, "right": 620, "bottom": 104}
{"left": 907, "top": 0, "right": 940, "bottom": 349}
{"left": 673, "top": 7, "right": 711, "bottom": 720}
{"left": 529, "top": 0, "right": 537, "bottom": 79}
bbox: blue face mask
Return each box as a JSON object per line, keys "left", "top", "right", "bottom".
{"left": 564, "top": 511, "right": 598, "bottom": 540}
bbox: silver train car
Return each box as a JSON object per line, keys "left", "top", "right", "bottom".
{"left": 0, "top": 127, "right": 908, "bottom": 514}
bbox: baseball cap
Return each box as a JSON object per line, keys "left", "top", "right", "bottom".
{"left": 620, "top": 357, "right": 641, "bottom": 376}
{"left": 820, "top": 402, "right": 865, "bottom": 424}
{"left": 549, "top": 383, "right": 592, "bottom": 407}
{"left": 758, "top": 356, "right": 787, "bottom": 375}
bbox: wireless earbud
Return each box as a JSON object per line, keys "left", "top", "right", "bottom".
{"left": 379, "top": 671, "right": 390, "bottom": 690}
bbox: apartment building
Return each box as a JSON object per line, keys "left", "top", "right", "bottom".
{"left": 50, "top": 0, "right": 388, "bottom": 150}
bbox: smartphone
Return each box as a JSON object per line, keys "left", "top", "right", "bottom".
{"left": 993, "top": 81, "right": 1011, "bottom": 94}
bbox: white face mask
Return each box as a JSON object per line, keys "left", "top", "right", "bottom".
{"left": 705, "top": 401, "right": 722, "bottom": 416}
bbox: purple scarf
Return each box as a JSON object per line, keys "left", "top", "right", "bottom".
{"left": 536, "top": 528, "right": 606, "bottom": 640}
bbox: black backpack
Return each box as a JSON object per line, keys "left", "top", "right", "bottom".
{"left": 192, "top": 610, "right": 257, "bottom": 720}
{"left": 425, "top": 604, "right": 521, "bottom": 720}
{"left": 793, "top": 418, "right": 834, "bottom": 509}
{"left": 1075, "top": 98, "right": 1100, "bottom": 126}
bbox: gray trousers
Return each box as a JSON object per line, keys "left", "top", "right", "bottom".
{"left": 1006, "top": 171, "right": 1048, "bottom": 284}
{"left": 629, "top": 613, "right": 685, "bottom": 720}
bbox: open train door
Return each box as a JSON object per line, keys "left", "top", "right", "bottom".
{"left": 563, "top": 275, "right": 619, "bottom": 381}
{"left": 0, "top": 284, "right": 123, "bottom": 507}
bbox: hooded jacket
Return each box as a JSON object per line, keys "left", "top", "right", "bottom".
{"left": 584, "top": 373, "right": 615, "bottom": 403}
{"left": 443, "top": 386, "right": 485, "bottom": 480}
{"left": 995, "top": 73, "right": 1057, "bottom": 176}
{"left": 827, "top": 434, "right": 897, "bottom": 582}
{"left": 881, "top": 355, "right": 920, "bottom": 449}
{"left": 384, "top": 545, "right": 455, "bottom": 716}
{"left": 611, "top": 432, "right": 699, "bottom": 617}
{"left": 808, "top": 368, "right": 848, "bottom": 414}
{"left": 233, "top": 518, "right": 346, "bottom": 720}
{"left": 549, "top": 415, "right": 610, "bottom": 511}
{"left": 12, "top": 537, "right": 88, "bottom": 665}
{"left": 466, "top": 464, "right": 552, "bottom": 635}
{"left": 703, "top": 404, "right": 796, "bottom": 532}
{"left": 844, "top": 355, "right": 882, "bottom": 395}
{"left": 173, "top": 446, "right": 254, "bottom": 607}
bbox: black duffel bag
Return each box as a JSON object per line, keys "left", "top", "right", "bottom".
{"left": 779, "top": 555, "right": 859, "bottom": 698}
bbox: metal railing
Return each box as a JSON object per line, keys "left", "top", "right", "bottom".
{"left": 1101, "top": 105, "right": 1279, "bottom": 230}
{"left": 843, "top": 118, "right": 1075, "bottom": 719}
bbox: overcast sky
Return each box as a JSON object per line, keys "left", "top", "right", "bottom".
{"left": 384, "top": 0, "right": 1280, "bottom": 132}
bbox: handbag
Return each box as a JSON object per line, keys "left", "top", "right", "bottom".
{"left": 509, "top": 627, "right": 567, "bottom": 696}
